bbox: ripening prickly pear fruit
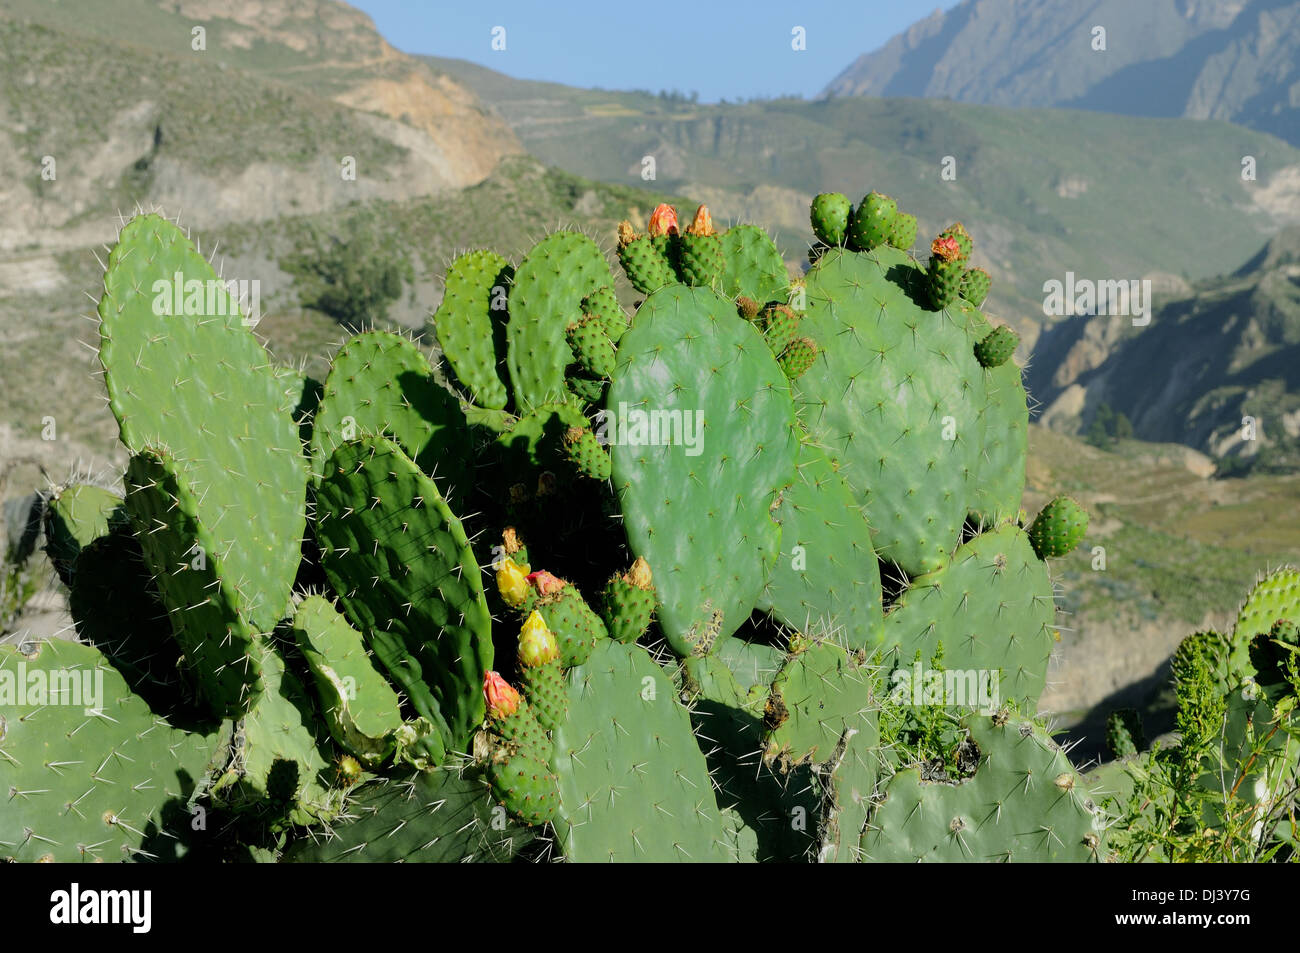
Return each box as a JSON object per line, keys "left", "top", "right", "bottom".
{"left": 1027, "top": 496, "right": 1088, "bottom": 559}
{"left": 647, "top": 204, "right": 679, "bottom": 237}
{"left": 810, "top": 192, "right": 852, "bottom": 246}
{"left": 778, "top": 336, "right": 818, "bottom": 380}
{"left": 847, "top": 192, "right": 898, "bottom": 251}
{"left": 497, "top": 557, "right": 530, "bottom": 609}
{"left": 938, "top": 222, "right": 973, "bottom": 261}
{"left": 960, "top": 267, "right": 992, "bottom": 307}
{"left": 562, "top": 425, "right": 612, "bottom": 481}
{"left": 677, "top": 204, "right": 725, "bottom": 288}
{"left": 888, "top": 212, "right": 918, "bottom": 251}
{"left": 600, "top": 557, "right": 657, "bottom": 644}
{"left": 974, "top": 325, "right": 1018, "bottom": 368}
{"left": 517, "top": 611, "right": 567, "bottom": 730}
{"left": 736, "top": 295, "right": 763, "bottom": 321}
{"left": 759, "top": 303, "right": 801, "bottom": 356}
{"left": 566, "top": 315, "right": 616, "bottom": 378}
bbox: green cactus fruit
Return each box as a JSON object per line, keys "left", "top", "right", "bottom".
{"left": 860, "top": 712, "right": 1106, "bottom": 862}
{"left": 677, "top": 229, "right": 726, "bottom": 290}
{"left": 847, "top": 192, "right": 898, "bottom": 251}
{"left": 516, "top": 612, "right": 567, "bottom": 731}
{"left": 565, "top": 315, "right": 617, "bottom": 379}
{"left": 735, "top": 295, "right": 764, "bottom": 321}
{"left": 888, "top": 212, "right": 918, "bottom": 251}
{"left": 0, "top": 638, "right": 227, "bottom": 862}
{"left": 759, "top": 303, "right": 801, "bottom": 356}
{"left": 778, "top": 336, "right": 818, "bottom": 380}
{"left": 552, "top": 640, "right": 735, "bottom": 860}
{"left": 309, "top": 331, "right": 473, "bottom": 508}
{"left": 283, "top": 768, "right": 536, "bottom": 862}
{"left": 719, "top": 225, "right": 790, "bottom": 304}
{"left": 124, "top": 447, "right": 265, "bottom": 716}
{"left": 762, "top": 637, "right": 877, "bottom": 771}
{"left": 1027, "top": 496, "right": 1089, "bottom": 559}
{"left": 599, "top": 557, "right": 656, "bottom": 644}
{"left": 507, "top": 231, "right": 614, "bottom": 411}
{"left": 314, "top": 435, "right": 493, "bottom": 762}
{"left": 483, "top": 672, "right": 560, "bottom": 825}
{"left": 617, "top": 232, "right": 678, "bottom": 296}
{"left": 291, "top": 595, "right": 406, "bottom": 767}
{"left": 960, "top": 267, "right": 992, "bottom": 308}
{"left": 939, "top": 223, "right": 974, "bottom": 261}
{"left": 581, "top": 284, "right": 627, "bottom": 344}
{"left": 880, "top": 524, "right": 1057, "bottom": 713}
{"left": 430, "top": 249, "right": 513, "bottom": 410}
{"left": 973, "top": 324, "right": 1018, "bottom": 369}
{"left": 97, "top": 212, "right": 306, "bottom": 648}
{"left": 1105, "top": 708, "right": 1145, "bottom": 760}
{"left": 926, "top": 257, "right": 966, "bottom": 310}
{"left": 607, "top": 284, "right": 798, "bottom": 657}
{"left": 43, "top": 483, "right": 125, "bottom": 583}
{"left": 561, "top": 425, "right": 612, "bottom": 482}
{"left": 567, "top": 375, "right": 606, "bottom": 405}
{"left": 209, "top": 640, "right": 339, "bottom": 823}
{"left": 810, "top": 192, "right": 852, "bottom": 246}
{"left": 760, "top": 438, "right": 884, "bottom": 651}
{"left": 534, "top": 580, "right": 609, "bottom": 667}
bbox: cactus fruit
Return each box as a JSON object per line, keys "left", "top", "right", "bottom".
{"left": 676, "top": 204, "right": 726, "bottom": 289}
{"left": 565, "top": 315, "right": 617, "bottom": 379}
{"left": 562, "top": 425, "right": 612, "bottom": 481}
{"left": 598, "top": 558, "right": 656, "bottom": 644}
{"left": 777, "top": 336, "right": 818, "bottom": 380}
{"left": 482, "top": 672, "right": 560, "bottom": 825}
{"left": 532, "top": 580, "right": 608, "bottom": 667}
{"left": 496, "top": 557, "right": 530, "bottom": 609}
{"left": 960, "top": 267, "right": 992, "bottom": 308}
{"left": 516, "top": 612, "right": 567, "bottom": 731}
{"left": 938, "top": 223, "right": 974, "bottom": 261}
{"left": 617, "top": 221, "right": 678, "bottom": 296}
{"left": 759, "top": 302, "right": 801, "bottom": 355}
{"left": 926, "top": 249, "right": 966, "bottom": 311}
{"left": 847, "top": 192, "right": 898, "bottom": 251}
{"left": 810, "top": 192, "right": 852, "bottom": 246}
{"left": 974, "top": 324, "right": 1018, "bottom": 368}
{"left": 1027, "top": 496, "right": 1089, "bottom": 560}
{"left": 888, "top": 212, "right": 918, "bottom": 251}
{"left": 581, "top": 284, "right": 627, "bottom": 343}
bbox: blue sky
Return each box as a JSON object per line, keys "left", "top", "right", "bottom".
{"left": 350, "top": 1, "right": 961, "bottom": 102}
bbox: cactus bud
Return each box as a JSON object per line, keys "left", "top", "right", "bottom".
{"left": 503, "top": 527, "right": 523, "bottom": 555}
{"left": 647, "top": 203, "right": 679, "bottom": 237}
{"left": 685, "top": 204, "right": 715, "bottom": 237}
{"left": 617, "top": 220, "right": 637, "bottom": 247}
{"left": 497, "top": 557, "right": 529, "bottom": 608}
{"left": 528, "top": 570, "right": 566, "bottom": 596}
{"left": 931, "top": 236, "right": 962, "bottom": 263}
{"left": 518, "top": 611, "right": 560, "bottom": 668}
{"left": 627, "top": 557, "right": 653, "bottom": 589}
{"left": 483, "top": 671, "right": 521, "bottom": 720}
{"left": 336, "top": 754, "right": 362, "bottom": 787}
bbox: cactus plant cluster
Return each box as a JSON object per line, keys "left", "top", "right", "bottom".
{"left": 5, "top": 196, "right": 1295, "bottom": 865}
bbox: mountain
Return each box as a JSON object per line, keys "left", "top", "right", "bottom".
{"left": 0, "top": 0, "right": 520, "bottom": 253}
{"left": 1029, "top": 225, "right": 1300, "bottom": 469}
{"left": 821, "top": 0, "right": 1300, "bottom": 147}
{"left": 427, "top": 54, "right": 1300, "bottom": 349}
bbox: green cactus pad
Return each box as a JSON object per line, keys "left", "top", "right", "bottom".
{"left": 860, "top": 714, "right": 1106, "bottom": 862}
{"left": 284, "top": 769, "right": 535, "bottom": 862}
{"left": 507, "top": 231, "right": 614, "bottom": 411}
{"left": 676, "top": 231, "right": 726, "bottom": 289}
{"left": 43, "top": 483, "right": 125, "bottom": 582}
{"left": 1234, "top": 567, "right": 1300, "bottom": 641}
{"left": 719, "top": 225, "right": 790, "bottom": 304}
{"left": 796, "top": 246, "right": 986, "bottom": 576}
{"left": 810, "top": 192, "right": 852, "bottom": 246}
{"left": 881, "top": 524, "right": 1057, "bottom": 712}
{"left": 960, "top": 267, "right": 992, "bottom": 308}
{"left": 315, "top": 435, "right": 493, "bottom": 759}
{"left": 210, "top": 641, "right": 338, "bottom": 823}
{"left": 969, "top": 361, "right": 1029, "bottom": 527}
{"left": 761, "top": 439, "right": 884, "bottom": 650}
{"left": 607, "top": 284, "right": 799, "bottom": 655}
{"left": 847, "top": 192, "right": 897, "bottom": 251}
{"left": 431, "top": 249, "right": 513, "bottom": 410}
{"left": 310, "top": 331, "right": 473, "bottom": 508}
{"left": 495, "top": 400, "right": 591, "bottom": 475}
{"left": 1027, "top": 496, "right": 1089, "bottom": 560}
{"left": 124, "top": 448, "right": 265, "bottom": 716}
{"left": 0, "top": 638, "right": 226, "bottom": 862}
{"left": 618, "top": 235, "right": 677, "bottom": 295}
{"left": 762, "top": 638, "right": 877, "bottom": 770}
{"left": 291, "top": 595, "right": 406, "bottom": 766}
{"left": 552, "top": 640, "right": 736, "bottom": 861}
{"left": 97, "top": 213, "right": 307, "bottom": 639}
{"left": 811, "top": 719, "right": 880, "bottom": 863}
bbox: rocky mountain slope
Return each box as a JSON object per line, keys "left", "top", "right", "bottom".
{"left": 822, "top": 0, "right": 1300, "bottom": 147}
